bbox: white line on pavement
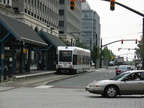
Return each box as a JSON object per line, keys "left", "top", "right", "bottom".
{"left": 35, "top": 85, "right": 54, "bottom": 89}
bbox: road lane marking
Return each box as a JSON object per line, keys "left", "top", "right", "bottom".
{"left": 35, "top": 85, "right": 54, "bottom": 88}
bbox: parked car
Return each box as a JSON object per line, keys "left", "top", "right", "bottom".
{"left": 85, "top": 70, "right": 144, "bottom": 98}
{"left": 115, "top": 65, "right": 133, "bottom": 75}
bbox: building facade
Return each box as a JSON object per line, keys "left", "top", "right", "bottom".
{"left": 81, "top": 2, "right": 101, "bottom": 68}
{"left": 81, "top": 2, "right": 101, "bottom": 50}
{"left": 13, "top": 0, "right": 59, "bottom": 36}
{"left": 0, "top": 0, "right": 59, "bottom": 36}
{"left": 0, "top": 0, "right": 64, "bottom": 79}
{"left": 59, "top": 0, "right": 82, "bottom": 46}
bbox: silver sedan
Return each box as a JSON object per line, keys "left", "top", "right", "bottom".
{"left": 86, "top": 70, "right": 144, "bottom": 98}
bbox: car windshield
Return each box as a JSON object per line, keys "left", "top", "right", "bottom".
{"left": 110, "top": 72, "right": 130, "bottom": 81}
{"left": 118, "top": 66, "right": 131, "bottom": 70}
{"left": 119, "top": 66, "right": 127, "bottom": 69}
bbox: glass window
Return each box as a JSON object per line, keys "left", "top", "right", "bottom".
{"left": 59, "top": 0, "right": 64, "bottom": 4}
{"left": 73, "top": 55, "right": 77, "bottom": 65}
{"left": 59, "top": 21, "right": 64, "bottom": 27}
{"left": 59, "top": 51, "right": 72, "bottom": 62}
{"left": 59, "top": 10, "right": 64, "bottom": 15}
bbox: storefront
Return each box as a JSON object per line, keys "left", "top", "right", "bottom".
{"left": 0, "top": 13, "right": 47, "bottom": 80}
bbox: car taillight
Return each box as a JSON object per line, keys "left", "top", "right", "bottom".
{"left": 95, "top": 85, "right": 99, "bottom": 87}
{"left": 69, "top": 65, "right": 73, "bottom": 68}
{"left": 116, "top": 70, "right": 121, "bottom": 72}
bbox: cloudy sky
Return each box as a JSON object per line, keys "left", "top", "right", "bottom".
{"left": 87, "top": 0, "right": 144, "bottom": 61}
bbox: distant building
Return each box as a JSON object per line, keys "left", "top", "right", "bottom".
{"left": 59, "top": 0, "right": 81, "bottom": 46}
{"left": 81, "top": 2, "right": 101, "bottom": 50}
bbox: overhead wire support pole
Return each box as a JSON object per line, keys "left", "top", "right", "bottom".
{"left": 102, "top": 39, "right": 138, "bottom": 47}
{"left": 102, "top": 0, "right": 144, "bottom": 69}
{"left": 101, "top": 0, "right": 144, "bottom": 17}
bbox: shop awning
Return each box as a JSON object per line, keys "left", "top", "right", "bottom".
{"left": 0, "top": 13, "right": 47, "bottom": 46}
{"left": 39, "top": 31, "right": 65, "bottom": 48}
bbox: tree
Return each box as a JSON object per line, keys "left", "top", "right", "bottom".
{"left": 76, "top": 40, "right": 87, "bottom": 49}
{"left": 91, "top": 44, "right": 100, "bottom": 68}
{"left": 102, "top": 47, "right": 115, "bottom": 65}
{"left": 136, "top": 38, "right": 144, "bottom": 59}
{"left": 135, "top": 37, "right": 144, "bottom": 69}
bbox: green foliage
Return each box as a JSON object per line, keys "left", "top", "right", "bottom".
{"left": 102, "top": 47, "right": 115, "bottom": 61}
{"left": 135, "top": 37, "right": 144, "bottom": 59}
{"left": 76, "top": 40, "right": 87, "bottom": 49}
{"left": 59, "top": 37, "right": 69, "bottom": 46}
{"left": 91, "top": 45, "right": 100, "bottom": 62}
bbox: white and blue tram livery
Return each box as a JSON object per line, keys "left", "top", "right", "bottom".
{"left": 56, "top": 46, "right": 91, "bottom": 74}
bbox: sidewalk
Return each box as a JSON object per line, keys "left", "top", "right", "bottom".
{"left": 0, "top": 69, "right": 56, "bottom": 83}
{"left": 0, "top": 67, "right": 96, "bottom": 83}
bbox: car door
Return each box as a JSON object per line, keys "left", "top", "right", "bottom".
{"left": 140, "top": 72, "right": 144, "bottom": 94}
{"left": 120, "top": 73, "right": 143, "bottom": 94}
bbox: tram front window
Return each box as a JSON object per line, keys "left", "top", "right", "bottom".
{"left": 59, "top": 51, "right": 72, "bottom": 62}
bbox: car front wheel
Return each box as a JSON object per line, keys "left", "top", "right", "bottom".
{"left": 105, "top": 86, "right": 118, "bottom": 98}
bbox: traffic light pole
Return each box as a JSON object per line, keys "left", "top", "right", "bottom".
{"left": 102, "top": 0, "right": 144, "bottom": 69}
{"left": 102, "top": 39, "right": 138, "bottom": 47}
{"left": 142, "top": 17, "right": 144, "bottom": 69}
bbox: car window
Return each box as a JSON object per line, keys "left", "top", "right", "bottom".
{"left": 110, "top": 72, "right": 130, "bottom": 81}
{"left": 124, "top": 72, "right": 142, "bottom": 81}
{"left": 127, "top": 67, "right": 131, "bottom": 70}
{"left": 141, "top": 72, "right": 144, "bottom": 80}
{"left": 119, "top": 67, "right": 125, "bottom": 69}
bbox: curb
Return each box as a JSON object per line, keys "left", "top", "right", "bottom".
{"left": 13, "top": 71, "right": 55, "bottom": 81}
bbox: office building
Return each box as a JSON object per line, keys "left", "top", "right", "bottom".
{"left": 59, "top": 0, "right": 82, "bottom": 46}
{"left": 81, "top": 2, "right": 101, "bottom": 50}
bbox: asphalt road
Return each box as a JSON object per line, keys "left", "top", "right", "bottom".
{"left": 1, "top": 66, "right": 144, "bottom": 108}
{"left": 47, "top": 67, "right": 116, "bottom": 88}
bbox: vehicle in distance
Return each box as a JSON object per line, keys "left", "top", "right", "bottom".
{"left": 86, "top": 70, "right": 144, "bottom": 98}
{"left": 56, "top": 46, "right": 91, "bottom": 74}
{"left": 115, "top": 57, "right": 124, "bottom": 65}
{"left": 115, "top": 65, "right": 133, "bottom": 75}
{"left": 109, "top": 61, "right": 115, "bottom": 66}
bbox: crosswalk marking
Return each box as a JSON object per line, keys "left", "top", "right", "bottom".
{"left": 35, "top": 85, "right": 54, "bottom": 89}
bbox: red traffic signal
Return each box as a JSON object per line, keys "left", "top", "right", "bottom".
{"left": 121, "top": 39, "right": 124, "bottom": 44}
{"left": 110, "top": 0, "right": 115, "bottom": 11}
{"left": 135, "top": 39, "right": 138, "bottom": 44}
{"left": 70, "top": 0, "right": 75, "bottom": 10}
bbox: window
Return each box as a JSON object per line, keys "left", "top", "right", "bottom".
{"left": 59, "top": 51, "right": 72, "bottom": 62}
{"left": 59, "top": 10, "right": 64, "bottom": 15}
{"left": 73, "top": 55, "right": 77, "bottom": 65}
{"left": 59, "top": 0, "right": 64, "bottom": 4}
{"left": 28, "top": 10, "right": 30, "bottom": 15}
{"left": 59, "top": 31, "right": 64, "bottom": 34}
{"left": 141, "top": 72, "right": 144, "bottom": 80}
{"left": 25, "top": 9, "right": 27, "bottom": 13}
{"left": 59, "top": 21, "right": 64, "bottom": 27}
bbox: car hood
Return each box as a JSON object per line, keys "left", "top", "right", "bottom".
{"left": 90, "top": 79, "right": 116, "bottom": 85}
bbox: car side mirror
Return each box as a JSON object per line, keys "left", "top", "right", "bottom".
{"left": 115, "top": 68, "right": 117, "bottom": 70}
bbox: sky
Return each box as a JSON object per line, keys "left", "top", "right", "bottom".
{"left": 87, "top": 0, "right": 144, "bottom": 61}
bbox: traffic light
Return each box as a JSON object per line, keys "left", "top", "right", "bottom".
{"left": 110, "top": 0, "right": 115, "bottom": 11}
{"left": 135, "top": 39, "right": 138, "bottom": 44}
{"left": 70, "top": 0, "right": 75, "bottom": 10}
{"left": 121, "top": 39, "right": 124, "bottom": 44}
